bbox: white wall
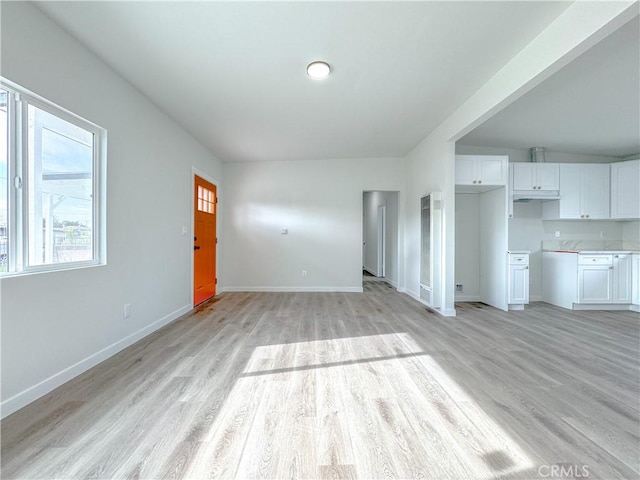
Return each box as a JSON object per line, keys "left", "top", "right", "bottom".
{"left": 363, "top": 192, "right": 379, "bottom": 275}
{"left": 623, "top": 220, "right": 640, "bottom": 248}
{"left": 479, "top": 187, "right": 508, "bottom": 310}
{"left": 384, "top": 192, "right": 399, "bottom": 286}
{"left": 405, "top": 137, "right": 456, "bottom": 314}
{"left": 222, "top": 158, "right": 404, "bottom": 292}
{"left": 0, "top": 2, "right": 223, "bottom": 416}
{"left": 363, "top": 191, "right": 399, "bottom": 284}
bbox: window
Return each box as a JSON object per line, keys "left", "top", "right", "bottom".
{"left": 1, "top": 80, "right": 106, "bottom": 275}
{"left": 197, "top": 185, "right": 215, "bottom": 214}
{"left": 1, "top": 90, "right": 8, "bottom": 272}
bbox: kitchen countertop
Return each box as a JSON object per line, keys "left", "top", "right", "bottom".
{"left": 544, "top": 250, "right": 638, "bottom": 254}
{"left": 508, "top": 250, "right": 530, "bottom": 254}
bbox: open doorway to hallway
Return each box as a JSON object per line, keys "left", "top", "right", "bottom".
{"left": 362, "top": 191, "right": 399, "bottom": 289}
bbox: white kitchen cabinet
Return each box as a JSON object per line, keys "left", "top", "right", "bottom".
{"left": 612, "top": 254, "right": 632, "bottom": 304}
{"left": 455, "top": 155, "right": 507, "bottom": 186}
{"left": 512, "top": 163, "right": 559, "bottom": 191}
{"left": 633, "top": 254, "right": 639, "bottom": 308}
{"left": 578, "top": 264, "right": 613, "bottom": 303}
{"left": 508, "top": 253, "right": 529, "bottom": 309}
{"left": 577, "top": 254, "right": 631, "bottom": 304}
{"left": 544, "top": 252, "right": 635, "bottom": 310}
{"left": 610, "top": 159, "right": 640, "bottom": 219}
{"left": 543, "top": 164, "right": 610, "bottom": 220}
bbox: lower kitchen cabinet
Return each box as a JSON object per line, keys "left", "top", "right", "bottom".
{"left": 508, "top": 253, "right": 529, "bottom": 310}
{"left": 612, "top": 254, "right": 632, "bottom": 304}
{"left": 544, "top": 252, "right": 634, "bottom": 310}
{"left": 632, "top": 254, "right": 639, "bottom": 310}
{"left": 578, "top": 262, "right": 612, "bottom": 303}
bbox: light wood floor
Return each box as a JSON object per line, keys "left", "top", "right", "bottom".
{"left": 2, "top": 279, "right": 639, "bottom": 479}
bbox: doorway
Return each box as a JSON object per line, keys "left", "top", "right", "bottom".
{"left": 362, "top": 191, "right": 399, "bottom": 288}
{"left": 193, "top": 175, "right": 217, "bottom": 306}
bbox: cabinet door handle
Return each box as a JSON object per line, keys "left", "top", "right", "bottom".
{"left": 525, "top": 266, "right": 529, "bottom": 269}
{"left": 473, "top": 180, "right": 477, "bottom": 184}
{"left": 478, "top": 180, "right": 482, "bottom": 184}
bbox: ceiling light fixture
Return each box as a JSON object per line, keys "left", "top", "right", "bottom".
{"left": 307, "top": 61, "right": 331, "bottom": 80}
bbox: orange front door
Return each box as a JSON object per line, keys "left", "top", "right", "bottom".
{"left": 194, "top": 176, "right": 217, "bottom": 306}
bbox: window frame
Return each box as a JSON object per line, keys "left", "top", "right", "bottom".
{"left": 1, "top": 79, "right": 107, "bottom": 276}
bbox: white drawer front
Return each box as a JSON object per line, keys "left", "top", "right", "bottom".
{"left": 578, "top": 255, "right": 612, "bottom": 265}
{"left": 509, "top": 254, "right": 529, "bottom": 265}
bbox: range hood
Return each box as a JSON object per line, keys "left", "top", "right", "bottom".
{"left": 512, "top": 191, "right": 561, "bottom": 201}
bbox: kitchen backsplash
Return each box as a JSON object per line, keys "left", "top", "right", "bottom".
{"left": 542, "top": 239, "right": 640, "bottom": 251}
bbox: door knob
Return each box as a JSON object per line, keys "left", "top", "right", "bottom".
{"left": 194, "top": 246, "right": 200, "bottom": 250}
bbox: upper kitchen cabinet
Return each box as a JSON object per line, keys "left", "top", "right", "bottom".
{"left": 511, "top": 163, "right": 559, "bottom": 192}
{"left": 610, "top": 159, "right": 640, "bottom": 219}
{"left": 455, "top": 155, "right": 507, "bottom": 186}
{"left": 543, "top": 163, "right": 610, "bottom": 220}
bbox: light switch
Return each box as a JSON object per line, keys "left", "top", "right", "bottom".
{"left": 182, "top": 226, "right": 188, "bottom": 236}
{"left": 281, "top": 228, "right": 288, "bottom": 235}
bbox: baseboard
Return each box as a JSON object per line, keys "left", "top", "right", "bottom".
{"left": 0, "top": 304, "right": 191, "bottom": 419}
{"left": 402, "top": 289, "right": 457, "bottom": 317}
{"left": 363, "top": 267, "right": 378, "bottom": 277}
{"left": 572, "top": 303, "right": 636, "bottom": 311}
{"left": 221, "top": 286, "right": 364, "bottom": 293}
{"left": 383, "top": 278, "right": 399, "bottom": 289}
{"left": 530, "top": 295, "right": 543, "bottom": 302}
{"left": 404, "top": 288, "right": 420, "bottom": 301}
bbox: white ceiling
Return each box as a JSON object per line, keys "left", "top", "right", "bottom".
{"left": 35, "top": 1, "right": 572, "bottom": 162}
{"left": 459, "top": 16, "right": 640, "bottom": 158}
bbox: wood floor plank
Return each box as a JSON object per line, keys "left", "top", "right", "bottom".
{"left": 2, "top": 281, "right": 638, "bottom": 479}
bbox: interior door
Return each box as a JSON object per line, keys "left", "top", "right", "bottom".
{"left": 194, "top": 175, "right": 217, "bottom": 306}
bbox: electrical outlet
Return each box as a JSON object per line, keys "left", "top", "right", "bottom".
{"left": 302, "top": 270, "right": 307, "bottom": 277}
{"left": 555, "top": 231, "right": 561, "bottom": 238}
{"left": 600, "top": 231, "right": 605, "bottom": 239}
{"left": 123, "top": 304, "right": 131, "bottom": 319}
{"left": 456, "top": 284, "right": 463, "bottom": 292}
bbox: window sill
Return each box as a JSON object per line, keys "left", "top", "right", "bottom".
{"left": 0, "top": 261, "right": 106, "bottom": 279}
